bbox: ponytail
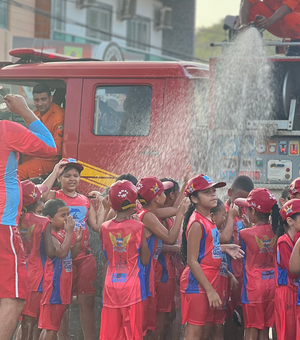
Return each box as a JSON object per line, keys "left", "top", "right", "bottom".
{"left": 181, "top": 201, "right": 196, "bottom": 265}
{"left": 271, "top": 203, "right": 285, "bottom": 237}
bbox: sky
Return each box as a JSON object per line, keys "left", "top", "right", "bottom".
{"left": 196, "top": 0, "right": 240, "bottom": 27}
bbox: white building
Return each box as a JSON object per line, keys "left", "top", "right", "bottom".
{"left": 50, "top": 0, "right": 195, "bottom": 61}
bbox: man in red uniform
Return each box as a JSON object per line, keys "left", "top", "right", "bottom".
{"left": 18, "top": 84, "right": 64, "bottom": 180}
{"left": 0, "top": 94, "right": 57, "bottom": 340}
{"left": 239, "top": 0, "right": 300, "bottom": 55}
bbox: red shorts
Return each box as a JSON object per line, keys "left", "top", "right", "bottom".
{"left": 143, "top": 296, "right": 157, "bottom": 333}
{"left": 181, "top": 293, "right": 223, "bottom": 326}
{"left": 38, "top": 304, "right": 67, "bottom": 331}
{"left": 242, "top": 300, "right": 274, "bottom": 329}
{"left": 155, "top": 278, "right": 175, "bottom": 313}
{"left": 212, "top": 309, "right": 226, "bottom": 325}
{"left": 275, "top": 286, "right": 297, "bottom": 340}
{"left": 72, "top": 254, "right": 96, "bottom": 295}
{"left": 0, "top": 225, "right": 27, "bottom": 299}
{"left": 100, "top": 301, "right": 143, "bottom": 340}
{"left": 22, "top": 291, "right": 42, "bottom": 319}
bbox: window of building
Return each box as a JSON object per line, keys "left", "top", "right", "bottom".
{"left": 127, "top": 17, "right": 150, "bottom": 51}
{"left": 93, "top": 85, "right": 152, "bottom": 136}
{"left": 86, "top": 5, "right": 112, "bottom": 42}
{"left": 0, "top": 1, "right": 8, "bottom": 29}
{"left": 52, "top": 0, "right": 66, "bottom": 32}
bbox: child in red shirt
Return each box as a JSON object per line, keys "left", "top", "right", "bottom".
{"left": 100, "top": 180, "right": 150, "bottom": 340}
{"left": 210, "top": 199, "right": 239, "bottom": 340}
{"left": 39, "top": 199, "right": 82, "bottom": 340}
{"left": 273, "top": 199, "right": 300, "bottom": 340}
{"left": 136, "top": 176, "right": 189, "bottom": 337}
{"left": 180, "top": 174, "right": 244, "bottom": 340}
{"left": 19, "top": 180, "right": 48, "bottom": 340}
{"left": 235, "top": 188, "right": 279, "bottom": 340}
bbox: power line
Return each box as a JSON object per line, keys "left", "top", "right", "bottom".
{"left": 4, "top": 0, "right": 207, "bottom": 63}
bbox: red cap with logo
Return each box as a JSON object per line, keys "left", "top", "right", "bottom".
{"left": 109, "top": 180, "right": 137, "bottom": 211}
{"left": 235, "top": 188, "right": 277, "bottom": 214}
{"left": 290, "top": 178, "right": 300, "bottom": 196}
{"left": 136, "top": 176, "right": 174, "bottom": 203}
{"left": 60, "top": 158, "right": 84, "bottom": 172}
{"left": 184, "top": 174, "right": 226, "bottom": 197}
{"left": 280, "top": 199, "right": 300, "bottom": 221}
{"left": 22, "top": 180, "right": 48, "bottom": 207}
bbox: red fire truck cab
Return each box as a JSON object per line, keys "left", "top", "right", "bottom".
{"left": 0, "top": 49, "right": 208, "bottom": 193}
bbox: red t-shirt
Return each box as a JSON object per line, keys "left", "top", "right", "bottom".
{"left": 216, "top": 253, "right": 229, "bottom": 310}
{"left": 248, "top": 0, "right": 300, "bottom": 12}
{"left": 240, "top": 223, "right": 277, "bottom": 304}
{"left": 0, "top": 120, "right": 56, "bottom": 227}
{"left": 55, "top": 190, "right": 91, "bottom": 259}
{"left": 276, "top": 233, "right": 299, "bottom": 291}
{"left": 100, "top": 219, "right": 146, "bottom": 308}
{"left": 24, "top": 213, "right": 49, "bottom": 292}
{"left": 41, "top": 230, "right": 72, "bottom": 305}
{"left": 18, "top": 212, "right": 36, "bottom": 264}
{"left": 180, "top": 211, "right": 222, "bottom": 294}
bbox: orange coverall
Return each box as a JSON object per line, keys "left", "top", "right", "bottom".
{"left": 248, "top": 0, "right": 300, "bottom": 39}
{"left": 18, "top": 102, "right": 64, "bottom": 180}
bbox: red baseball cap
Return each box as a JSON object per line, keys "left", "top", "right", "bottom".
{"left": 290, "top": 178, "right": 300, "bottom": 196}
{"left": 60, "top": 158, "right": 84, "bottom": 172}
{"left": 22, "top": 180, "right": 48, "bottom": 207}
{"left": 136, "top": 176, "right": 173, "bottom": 203}
{"left": 184, "top": 174, "right": 226, "bottom": 197}
{"left": 235, "top": 188, "right": 277, "bottom": 214}
{"left": 109, "top": 180, "right": 137, "bottom": 211}
{"left": 280, "top": 199, "right": 300, "bottom": 221}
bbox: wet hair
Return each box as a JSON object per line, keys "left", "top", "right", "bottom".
{"left": 32, "top": 83, "right": 51, "bottom": 97}
{"left": 60, "top": 164, "right": 81, "bottom": 177}
{"left": 115, "top": 173, "right": 138, "bottom": 186}
{"left": 281, "top": 186, "right": 290, "bottom": 201}
{"left": 231, "top": 176, "right": 254, "bottom": 193}
{"left": 181, "top": 191, "right": 199, "bottom": 265}
{"left": 160, "top": 178, "right": 179, "bottom": 197}
{"left": 210, "top": 199, "right": 224, "bottom": 215}
{"left": 250, "top": 202, "right": 280, "bottom": 236}
{"left": 273, "top": 212, "right": 300, "bottom": 238}
{"left": 28, "top": 177, "right": 44, "bottom": 185}
{"left": 25, "top": 197, "right": 43, "bottom": 213}
{"left": 43, "top": 199, "right": 68, "bottom": 218}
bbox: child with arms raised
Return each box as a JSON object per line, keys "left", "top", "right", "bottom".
{"left": 39, "top": 199, "right": 82, "bottom": 340}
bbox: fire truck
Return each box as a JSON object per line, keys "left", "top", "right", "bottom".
{"left": 0, "top": 43, "right": 299, "bottom": 195}
{"left": 0, "top": 48, "right": 208, "bottom": 193}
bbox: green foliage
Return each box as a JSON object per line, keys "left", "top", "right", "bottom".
{"left": 195, "top": 20, "right": 280, "bottom": 62}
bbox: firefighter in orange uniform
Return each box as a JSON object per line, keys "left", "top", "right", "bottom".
{"left": 240, "top": 0, "right": 300, "bottom": 56}
{"left": 18, "top": 84, "right": 64, "bottom": 180}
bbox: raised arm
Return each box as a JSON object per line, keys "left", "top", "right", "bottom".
{"left": 143, "top": 198, "right": 189, "bottom": 244}
{"left": 4, "top": 94, "right": 57, "bottom": 157}
{"left": 42, "top": 161, "right": 68, "bottom": 201}
{"left": 88, "top": 200, "right": 111, "bottom": 232}
{"left": 44, "top": 216, "right": 74, "bottom": 259}
{"left": 219, "top": 204, "right": 239, "bottom": 244}
{"left": 239, "top": 0, "right": 252, "bottom": 26}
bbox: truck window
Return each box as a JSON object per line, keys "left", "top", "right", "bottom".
{"left": 0, "top": 79, "right": 66, "bottom": 126}
{"left": 93, "top": 85, "right": 152, "bottom": 136}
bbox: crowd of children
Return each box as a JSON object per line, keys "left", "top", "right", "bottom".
{"left": 10, "top": 156, "right": 300, "bottom": 340}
